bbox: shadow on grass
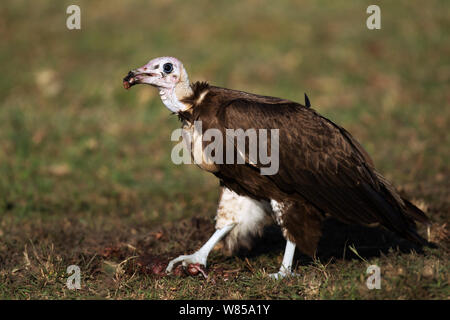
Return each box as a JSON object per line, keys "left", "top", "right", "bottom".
{"left": 129, "top": 215, "right": 428, "bottom": 277}
{"left": 236, "top": 217, "right": 425, "bottom": 266}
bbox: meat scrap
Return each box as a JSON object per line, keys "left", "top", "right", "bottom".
{"left": 134, "top": 254, "right": 208, "bottom": 278}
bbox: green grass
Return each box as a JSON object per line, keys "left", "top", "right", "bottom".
{"left": 0, "top": 0, "right": 448, "bottom": 299}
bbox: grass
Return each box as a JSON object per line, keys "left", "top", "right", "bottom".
{"left": 0, "top": 0, "right": 448, "bottom": 299}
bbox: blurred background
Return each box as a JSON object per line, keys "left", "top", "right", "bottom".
{"left": 0, "top": 0, "right": 448, "bottom": 299}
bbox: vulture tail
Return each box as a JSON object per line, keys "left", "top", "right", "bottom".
{"left": 402, "top": 225, "right": 433, "bottom": 247}
{"left": 401, "top": 198, "right": 437, "bottom": 248}
{"left": 398, "top": 203, "right": 436, "bottom": 248}
{"left": 373, "top": 170, "right": 435, "bottom": 247}
{"left": 402, "top": 198, "right": 431, "bottom": 226}
{"left": 373, "top": 190, "right": 432, "bottom": 247}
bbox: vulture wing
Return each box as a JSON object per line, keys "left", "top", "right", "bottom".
{"left": 216, "top": 97, "right": 429, "bottom": 245}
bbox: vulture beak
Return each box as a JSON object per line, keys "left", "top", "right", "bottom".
{"left": 123, "top": 68, "right": 159, "bottom": 90}
{"left": 123, "top": 71, "right": 136, "bottom": 89}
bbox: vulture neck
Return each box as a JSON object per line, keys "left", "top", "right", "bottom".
{"left": 158, "top": 70, "right": 193, "bottom": 113}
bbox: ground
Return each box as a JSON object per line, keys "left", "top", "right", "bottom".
{"left": 0, "top": 0, "right": 448, "bottom": 299}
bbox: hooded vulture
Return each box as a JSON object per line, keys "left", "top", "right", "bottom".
{"left": 123, "top": 56, "right": 431, "bottom": 278}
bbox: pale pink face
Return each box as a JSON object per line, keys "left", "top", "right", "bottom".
{"left": 123, "top": 57, "right": 185, "bottom": 90}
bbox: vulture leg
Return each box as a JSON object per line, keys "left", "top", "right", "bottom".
{"left": 269, "top": 240, "right": 299, "bottom": 279}
{"left": 269, "top": 198, "right": 323, "bottom": 279}
{"left": 216, "top": 187, "right": 270, "bottom": 255}
{"left": 165, "top": 224, "right": 235, "bottom": 274}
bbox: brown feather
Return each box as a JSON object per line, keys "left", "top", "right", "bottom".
{"left": 179, "top": 83, "right": 432, "bottom": 254}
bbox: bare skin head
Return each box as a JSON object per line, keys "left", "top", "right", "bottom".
{"left": 123, "top": 57, "right": 192, "bottom": 113}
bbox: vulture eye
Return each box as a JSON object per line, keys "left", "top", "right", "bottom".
{"left": 163, "top": 63, "right": 173, "bottom": 74}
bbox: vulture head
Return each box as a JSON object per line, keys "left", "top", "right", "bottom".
{"left": 123, "top": 56, "right": 192, "bottom": 113}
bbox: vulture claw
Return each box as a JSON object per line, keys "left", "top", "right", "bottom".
{"left": 269, "top": 270, "right": 300, "bottom": 280}
{"left": 166, "top": 252, "right": 208, "bottom": 276}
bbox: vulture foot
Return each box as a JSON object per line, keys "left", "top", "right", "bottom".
{"left": 166, "top": 252, "right": 207, "bottom": 274}
{"left": 269, "top": 269, "right": 300, "bottom": 280}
